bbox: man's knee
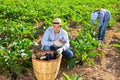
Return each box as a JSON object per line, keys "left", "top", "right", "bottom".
{"left": 63, "top": 49, "right": 74, "bottom": 58}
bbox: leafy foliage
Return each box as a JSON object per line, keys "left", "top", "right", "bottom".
{"left": 67, "top": 26, "right": 102, "bottom": 70}
{"left": 113, "top": 42, "right": 120, "bottom": 49}
{"left": 61, "top": 73, "right": 82, "bottom": 80}
{"left": 0, "top": 39, "right": 34, "bottom": 76}
{"left": 0, "top": 0, "right": 120, "bottom": 78}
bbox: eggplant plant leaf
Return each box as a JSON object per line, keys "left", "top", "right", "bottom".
{"left": 88, "top": 52, "right": 98, "bottom": 58}
{"left": 67, "top": 58, "right": 76, "bottom": 71}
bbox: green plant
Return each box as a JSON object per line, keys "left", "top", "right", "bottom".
{"left": 0, "top": 38, "right": 34, "bottom": 77}
{"left": 113, "top": 42, "right": 120, "bottom": 49}
{"left": 61, "top": 73, "right": 82, "bottom": 80}
{"left": 67, "top": 26, "right": 100, "bottom": 70}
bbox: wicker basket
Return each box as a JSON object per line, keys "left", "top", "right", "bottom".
{"left": 32, "top": 50, "right": 62, "bottom": 80}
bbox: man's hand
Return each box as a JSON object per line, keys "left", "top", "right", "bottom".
{"left": 53, "top": 39, "right": 64, "bottom": 47}
{"left": 57, "top": 47, "right": 64, "bottom": 54}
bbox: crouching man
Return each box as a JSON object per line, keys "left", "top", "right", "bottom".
{"left": 41, "top": 18, "right": 74, "bottom": 58}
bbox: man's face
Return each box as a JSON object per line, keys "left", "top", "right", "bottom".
{"left": 53, "top": 24, "right": 61, "bottom": 33}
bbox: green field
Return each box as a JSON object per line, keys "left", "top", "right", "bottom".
{"left": 0, "top": 0, "right": 120, "bottom": 79}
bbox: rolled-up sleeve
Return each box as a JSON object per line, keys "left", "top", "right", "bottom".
{"left": 41, "top": 28, "right": 53, "bottom": 46}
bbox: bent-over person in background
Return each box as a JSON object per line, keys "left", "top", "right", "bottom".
{"left": 91, "top": 9, "right": 111, "bottom": 44}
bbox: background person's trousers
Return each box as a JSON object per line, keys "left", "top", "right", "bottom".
{"left": 98, "top": 18, "right": 110, "bottom": 41}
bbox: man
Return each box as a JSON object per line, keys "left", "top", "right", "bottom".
{"left": 41, "top": 18, "right": 73, "bottom": 58}
{"left": 91, "top": 9, "right": 111, "bottom": 43}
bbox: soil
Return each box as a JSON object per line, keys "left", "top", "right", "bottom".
{"left": 0, "top": 23, "right": 120, "bottom": 80}
{"left": 56, "top": 23, "right": 120, "bottom": 80}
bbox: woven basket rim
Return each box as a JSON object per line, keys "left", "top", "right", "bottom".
{"left": 33, "top": 50, "right": 54, "bottom": 53}
{"left": 32, "top": 54, "right": 62, "bottom": 62}
{"left": 33, "top": 50, "right": 55, "bottom": 56}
